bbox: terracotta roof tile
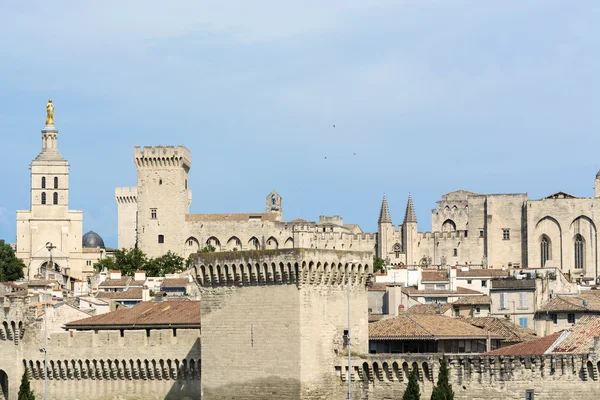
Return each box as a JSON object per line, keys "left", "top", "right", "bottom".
{"left": 453, "top": 295, "right": 490, "bottom": 305}
{"left": 402, "top": 286, "right": 483, "bottom": 296}
{"left": 369, "top": 314, "right": 496, "bottom": 340}
{"left": 457, "top": 269, "right": 511, "bottom": 278}
{"left": 406, "top": 304, "right": 453, "bottom": 315}
{"left": 467, "top": 317, "right": 537, "bottom": 343}
{"left": 486, "top": 331, "right": 562, "bottom": 355}
{"left": 99, "top": 277, "right": 131, "bottom": 287}
{"left": 161, "top": 278, "right": 189, "bottom": 288}
{"left": 421, "top": 271, "right": 448, "bottom": 282}
{"left": 491, "top": 279, "right": 536, "bottom": 290}
{"left": 551, "top": 316, "right": 600, "bottom": 353}
{"left": 65, "top": 300, "right": 200, "bottom": 329}
{"left": 539, "top": 294, "right": 600, "bottom": 313}
{"left": 96, "top": 288, "right": 143, "bottom": 300}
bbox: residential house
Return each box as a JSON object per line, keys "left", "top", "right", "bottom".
{"left": 535, "top": 293, "right": 600, "bottom": 336}
{"left": 368, "top": 314, "right": 502, "bottom": 354}
{"left": 96, "top": 288, "right": 150, "bottom": 310}
{"left": 160, "top": 278, "right": 189, "bottom": 297}
{"left": 452, "top": 295, "right": 491, "bottom": 318}
{"left": 490, "top": 279, "right": 536, "bottom": 330}
{"left": 77, "top": 296, "right": 110, "bottom": 315}
{"left": 405, "top": 303, "right": 453, "bottom": 316}
{"left": 455, "top": 268, "right": 511, "bottom": 295}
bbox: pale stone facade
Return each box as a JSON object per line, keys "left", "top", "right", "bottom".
{"left": 15, "top": 101, "right": 107, "bottom": 283}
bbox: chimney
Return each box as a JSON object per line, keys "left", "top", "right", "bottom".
{"left": 398, "top": 304, "right": 405, "bottom": 314}
{"left": 142, "top": 286, "right": 151, "bottom": 302}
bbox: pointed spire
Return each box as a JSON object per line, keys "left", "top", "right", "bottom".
{"left": 404, "top": 194, "right": 417, "bottom": 224}
{"left": 378, "top": 194, "right": 392, "bottom": 224}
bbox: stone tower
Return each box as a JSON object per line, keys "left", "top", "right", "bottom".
{"left": 266, "top": 190, "right": 283, "bottom": 221}
{"left": 377, "top": 194, "right": 393, "bottom": 259}
{"left": 134, "top": 146, "right": 192, "bottom": 258}
{"left": 16, "top": 99, "right": 84, "bottom": 279}
{"left": 402, "top": 194, "right": 418, "bottom": 265}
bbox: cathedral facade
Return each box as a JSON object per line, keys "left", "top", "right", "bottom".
{"left": 116, "top": 143, "right": 600, "bottom": 281}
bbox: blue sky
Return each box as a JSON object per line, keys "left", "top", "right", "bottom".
{"left": 1, "top": 1, "right": 599, "bottom": 248}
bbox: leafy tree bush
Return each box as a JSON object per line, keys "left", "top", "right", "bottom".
{"left": 373, "top": 257, "right": 385, "bottom": 273}
{"left": 0, "top": 239, "right": 26, "bottom": 282}
{"left": 93, "top": 249, "right": 184, "bottom": 277}
{"left": 403, "top": 368, "right": 420, "bottom": 400}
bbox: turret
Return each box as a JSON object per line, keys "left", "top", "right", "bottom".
{"left": 266, "top": 191, "right": 283, "bottom": 221}
{"left": 377, "top": 195, "right": 393, "bottom": 259}
{"left": 402, "top": 194, "right": 418, "bottom": 265}
{"left": 595, "top": 171, "right": 600, "bottom": 198}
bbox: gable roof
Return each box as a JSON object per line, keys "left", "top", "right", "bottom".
{"left": 161, "top": 278, "right": 189, "bottom": 288}
{"left": 485, "top": 331, "right": 563, "bottom": 355}
{"left": 96, "top": 288, "right": 143, "bottom": 300}
{"left": 538, "top": 294, "right": 600, "bottom": 313}
{"left": 453, "top": 295, "right": 490, "bottom": 305}
{"left": 99, "top": 277, "right": 131, "bottom": 287}
{"left": 369, "top": 314, "right": 497, "bottom": 340}
{"left": 467, "top": 317, "right": 537, "bottom": 343}
{"left": 65, "top": 300, "right": 200, "bottom": 329}
{"left": 543, "top": 191, "right": 578, "bottom": 200}
{"left": 421, "top": 270, "right": 448, "bottom": 282}
{"left": 406, "top": 303, "right": 453, "bottom": 315}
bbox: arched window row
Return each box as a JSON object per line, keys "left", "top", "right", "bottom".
{"left": 196, "top": 262, "right": 369, "bottom": 287}
{"left": 24, "top": 357, "right": 201, "bottom": 381}
{"left": 40, "top": 177, "right": 59, "bottom": 189}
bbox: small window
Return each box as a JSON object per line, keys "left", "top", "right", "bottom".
{"left": 467, "top": 280, "right": 472, "bottom": 284}
{"left": 158, "top": 234, "right": 164, "bottom": 244}
{"left": 53, "top": 192, "right": 58, "bottom": 205}
{"left": 454, "top": 308, "right": 460, "bottom": 317}
{"left": 453, "top": 248, "right": 457, "bottom": 257}
{"left": 54, "top": 176, "right": 58, "bottom": 189}
{"left": 475, "top": 307, "right": 481, "bottom": 314}
{"left": 519, "top": 292, "right": 528, "bottom": 308}
{"left": 464, "top": 230, "right": 468, "bottom": 237}
{"left": 151, "top": 209, "right": 157, "bottom": 219}
{"left": 518, "top": 317, "right": 528, "bottom": 328}
{"left": 481, "top": 280, "right": 487, "bottom": 288}
{"left": 41, "top": 192, "right": 46, "bottom": 205}
{"left": 479, "top": 230, "right": 484, "bottom": 238}
{"left": 525, "top": 389, "right": 535, "bottom": 400}
{"left": 568, "top": 313, "right": 575, "bottom": 324}
{"left": 500, "top": 292, "right": 508, "bottom": 309}
{"left": 159, "top": 179, "right": 163, "bottom": 185}
{"left": 41, "top": 177, "right": 46, "bottom": 189}
{"left": 185, "top": 179, "right": 188, "bottom": 190}
{"left": 551, "top": 313, "right": 558, "bottom": 324}
{"left": 343, "top": 329, "right": 349, "bottom": 348}
{"left": 503, "top": 228, "right": 510, "bottom": 240}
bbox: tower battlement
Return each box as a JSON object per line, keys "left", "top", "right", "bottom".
{"left": 114, "top": 186, "right": 137, "bottom": 204}
{"left": 134, "top": 146, "right": 191, "bottom": 169}
{"left": 191, "top": 248, "right": 372, "bottom": 288}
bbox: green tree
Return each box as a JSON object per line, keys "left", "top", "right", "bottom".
{"left": 431, "top": 356, "right": 454, "bottom": 400}
{"left": 200, "top": 245, "right": 216, "bottom": 253}
{"left": 0, "top": 239, "right": 26, "bottom": 282}
{"left": 146, "top": 251, "right": 184, "bottom": 276}
{"left": 93, "top": 257, "right": 117, "bottom": 273}
{"left": 403, "top": 368, "right": 420, "bottom": 400}
{"left": 18, "top": 369, "right": 35, "bottom": 400}
{"left": 373, "top": 257, "right": 385, "bottom": 274}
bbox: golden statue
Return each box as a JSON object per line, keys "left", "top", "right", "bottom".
{"left": 46, "top": 98, "right": 54, "bottom": 126}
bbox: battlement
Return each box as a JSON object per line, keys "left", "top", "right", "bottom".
{"left": 115, "top": 186, "right": 138, "bottom": 204}
{"left": 191, "top": 248, "right": 372, "bottom": 287}
{"left": 418, "top": 230, "right": 467, "bottom": 241}
{"left": 134, "top": 146, "right": 191, "bottom": 169}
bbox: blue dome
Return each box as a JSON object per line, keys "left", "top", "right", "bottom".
{"left": 82, "top": 231, "right": 105, "bottom": 248}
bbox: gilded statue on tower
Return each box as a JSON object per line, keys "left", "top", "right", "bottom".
{"left": 46, "top": 98, "right": 54, "bottom": 127}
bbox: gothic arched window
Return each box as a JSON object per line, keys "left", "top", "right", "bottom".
{"left": 392, "top": 243, "right": 401, "bottom": 259}
{"left": 540, "top": 236, "right": 551, "bottom": 267}
{"left": 53, "top": 192, "right": 58, "bottom": 205}
{"left": 575, "top": 234, "right": 584, "bottom": 269}
{"left": 272, "top": 194, "right": 276, "bottom": 207}
{"left": 54, "top": 177, "right": 58, "bottom": 189}
{"left": 41, "top": 192, "right": 46, "bottom": 205}
{"left": 41, "top": 177, "right": 46, "bottom": 189}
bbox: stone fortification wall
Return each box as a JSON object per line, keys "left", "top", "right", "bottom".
{"left": 330, "top": 353, "right": 600, "bottom": 399}
{"left": 193, "top": 249, "right": 371, "bottom": 400}
{"left": 0, "top": 297, "right": 201, "bottom": 400}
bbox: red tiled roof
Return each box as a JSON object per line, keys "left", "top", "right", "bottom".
{"left": 369, "top": 314, "right": 496, "bottom": 340}
{"left": 99, "top": 277, "right": 130, "bottom": 287}
{"left": 65, "top": 300, "right": 200, "bottom": 329}
{"left": 402, "top": 286, "right": 483, "bottom": 296}
{"left": 486, "top": 331, "right": 563, "bottom": 355}
{"left": 161, "top": 278, "right": 189, "bottom": 288}
{"left": 551, "top": 316, "right": 600, "bottom": 353}
{"left": 406, "top": 303, "right": 452, "bottom": 315}
{"left": 96, "top": 288, "right": 143, "bottom": 300}
{"left": 421, "top": 271, "right": 448, "bottom": 282}
{"left": 539, "top": 294, "right": 600, "bottom": 313}
{"left": 453, "top": 295, "right": 490, "bottom": 305}
{"left": 467, "top": 317, "right": 537, "bottom": 343}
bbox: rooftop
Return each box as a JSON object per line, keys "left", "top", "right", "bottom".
{"left": 538, "top": 294, "right": 600, "bottom": 313}
{"left": 99, "top": 277, "right": 131, "bottom": 287}
{"left": 369, "top": 314, "right": 497, "bottom": 340}
{"left": 96, "top": 288, "right": 143, "bottom": 300}
{"left": 453, "top": 295, "right": 491, "bottom": 305}
{"left": 491, "top": 279, "right": 536, "bottom": 290}
{"left": 65, "top": 300, "right": 201, "bottom": 329}
{"left": 466, "top": 317, "right": 537, "bottom": 343}
{"left": 186, "top": 213, "right": 279, "bottom": 222}
{"left": 485, "top": 331, "right": 563, "bottom": 355}
{"left": 406, "top": 303, "right": 453, "bottom": 315}
{"left": 421, "top": 270, "right": 448, "bottom": 282}
{"left": 161, "top": 278, "right": 189, "bottom": 288}
{"left": 457, "top": 269, "right": 511, "bottom": 278}
{"left": 402, "top": 286, "right": 484, "bottom": 296}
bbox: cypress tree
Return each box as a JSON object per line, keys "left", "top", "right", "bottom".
{"left": 18, "top": 369, "right": 35, "bottom": 400}
{"left": 431, "top": 356, "right": 454, "bottom": 400}
{"left": 403, "top": 368, "right": 421, "bottom": 400}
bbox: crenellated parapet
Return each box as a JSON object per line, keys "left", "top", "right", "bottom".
{"left": 134, "top": 146, "right": 191, "bottom": 170}
{"left": 115, "top": 186, "right": 137, "bottom": 204}
{"left": 333, "top": 352, "right": 600, "bottom": 399}
{"left": 190, "top": 248, "right": 373, "bottom": 288}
